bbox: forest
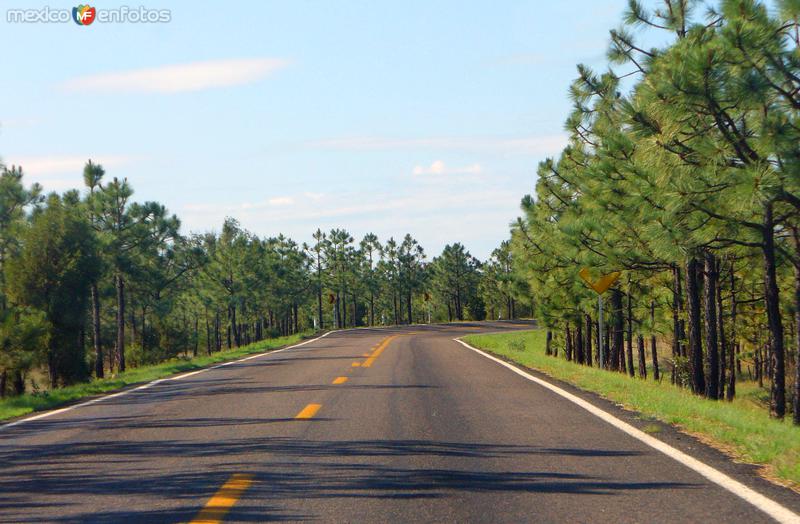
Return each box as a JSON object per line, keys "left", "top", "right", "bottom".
{"left": 0, "top": 160, "right": 525, "bottom": 397}
{"left": 503, "top": 0, "right": 800, "bottom": 424}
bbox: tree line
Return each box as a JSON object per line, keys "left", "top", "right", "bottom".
{"left": 503, "top": 0, "right": 800, "bottom": 424}
{"left": 0, "top": 160, "right": 527, "bottom": 397}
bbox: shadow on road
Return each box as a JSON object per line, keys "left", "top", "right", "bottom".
{"left": 0, "top": 435, "right": 696, "bottom": 521}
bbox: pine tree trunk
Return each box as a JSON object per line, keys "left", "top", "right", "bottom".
{"left": 704, "top": 251, "right": 720, "bottom": 400}
{"left": 794, "top": 264, "right": 800, "bottom": 425}
{"left": 116, "top": 274, "right": 126, "bottom": 372}
{"left": 637, "top": 334, "right": 647, "bottom": 379}
{"left": 792, "top": 227, "right": 800, "bottom": 424}
{"left": 576, "top": 318, "right": 584, "bottom": 364}
{"left": 130, "top": 303, "right": 138, "bottom": 352}
{"left": 12, "top": 370, "right": 24, "bottom": 395}
{"left": 407, "top": 292, "right": 413, "bottom": 325}
{"left": 671, "top": 264, "right": 684, "bottom": 368}
{"left": 215, "top": 310, "right": 221, "bottom": 351}
{"left": 565, "top": 323, "right": 573, "bottom": 361}
{"left": 626, "top": 289, "right": 635, "bottom": 377}
{"left": 545, "top": 330, "right": 552, "bottom": 356}
{"left": 336, "top": 292, "right": 342, "bottom": 328}
{"left": 232, "top": 304, "right": 240, "bottom": 347}
{"left": 650, "top": 301, "right": 659, "bottom": 381}
{"left": 48, "top": 339, "right": 58, "bottom": 388}
{"left": 611, "top": 288, "right": 624, "bottom": 372}
{"left": 206, "top": 312, "right": 212, "bottom": 355}
{"left": 226, "top": 307, "right": 231, "bottom": 347}
{"left": 141, "top": 305, "right": 147, "bottom": 353}
{"left": 342, "top": 289, "right": 348, "bottom": 327}
{"left": 763, "top": 203, "right": 786, "bottom": 418}
{"left": 370, "top": 292, "right": 375, "bottom": 327}
{"left": 686, "top": 258, "right": 705, "bottom": 395}
{"left": 716, "top": 262, "right": 727, "bottom": 400}
{"left": 91, "top": 282, "right": 103, "bottom": 378}
{"left": 585, "top": 314, "right": 593, "bottom": 367}
{"left": 317, "top": 267, "right": 324, "bottom": 330}
{"left": 756, "top": 344, "right": 763, "bottom": 388}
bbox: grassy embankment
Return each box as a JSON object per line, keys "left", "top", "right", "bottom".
{"left": 463, "top": 329, "right": 800, "bottom": 487}
{"left": 0, "top": 331, "right": 313, "bottom": 422}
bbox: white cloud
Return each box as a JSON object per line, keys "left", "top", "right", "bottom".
{"left": 268, "top": 196, "right": 294, "bottom": 206}
{"left": 412, "top": 160, "right": 481, "bottom": 176}
{"left": 306, "top": 134, "right": 568, "bottom": 155}
{"left": 179, "top": 186, "right": 521, "bottom": 258}
{"left": 59, "top": 58, "right": 289, "bottom": 94}
{"left": 181, "top": 188, "right": 517, "bottom": 227}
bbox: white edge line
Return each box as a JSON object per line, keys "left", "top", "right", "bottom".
{"left": 454, "top": 338, "right": 800, "bottom": 524}
{"left": 0, "top": 331, "right": 336, "bottom": 431}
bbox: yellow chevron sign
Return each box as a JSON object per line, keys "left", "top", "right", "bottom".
{"left": 579, "top": 268, "right": 621, "bottom": 295}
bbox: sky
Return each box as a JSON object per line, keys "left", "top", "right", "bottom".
{"left": 0, "top": 0, "right": 629, "bottom": 259}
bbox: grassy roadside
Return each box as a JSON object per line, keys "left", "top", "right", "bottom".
{"left": 0, "top": 331, "right": 314, "bottom": 422}
{"left": 463, "top": 329, "right": 800, "bottom": 487}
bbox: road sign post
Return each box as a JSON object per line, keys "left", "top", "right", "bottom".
{"left": 598, "top": 295, "right": 604, "bottom": 368}
{"left": 578, "top": 268, "right": 620, "bottom": 369}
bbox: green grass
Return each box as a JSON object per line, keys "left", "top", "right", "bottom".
{"left": 0, "top": 332, "right": 313, "bottom": 422}
{"left": 464, "top": 329, "right": 800, "bottom": 487}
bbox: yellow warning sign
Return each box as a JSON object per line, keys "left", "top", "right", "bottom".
{"left": 579, "top": 268, "right": 621, "bottom": 295}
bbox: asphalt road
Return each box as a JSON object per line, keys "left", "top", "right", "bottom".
{"left": 1, "top": 322, "right": 799, "bottom": 523}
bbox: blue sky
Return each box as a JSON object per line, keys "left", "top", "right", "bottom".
{"left": 1, "top": 0, "right": 626, "bottom": 258}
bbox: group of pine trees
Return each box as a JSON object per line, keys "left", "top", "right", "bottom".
{"left": 505, "top": 0, "right": 800, "bottom": 424}
{"left": 0, "top": 159, "right": 526, "bottom": 397}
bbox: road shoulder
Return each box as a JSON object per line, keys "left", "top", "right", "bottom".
{"left": 457, "top": 334, "right": 800, "bottom": 519}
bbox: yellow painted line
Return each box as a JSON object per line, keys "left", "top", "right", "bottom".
{"left": 332, "top": 376, "right": 348, "bottom": 385}
{"left": 190, "top": 473, "right": 254, "bottom": 524}
{"left": 295, "top": 403, "right": 321, "bottom": 419}
{"left": 362, "top": 335, "right": 399, "bottom": 368}
{"left": 363, "top": 353, "right": 371, "bottom": 357}
{"left": 352, "top": 362, "right": 361, "bottom": 367}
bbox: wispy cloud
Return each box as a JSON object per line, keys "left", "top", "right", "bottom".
{"left": 412, "top": 160, "right": 482, "bottom": 176}
{"left": 268, "top": 196, "right": 294, "bottom": 206}
{"left": 59, "top": 58, "right": 289, "bottom": 94}
{"left": 0, "top": 117, "right": 41, "bottom": 129}
{"left": 306, "top": 134, "right": 568, "bottom": 155}
{"left": 183, "top": 188, "right": 514, "bottom": 223}
{"left": 180, "top": 186, "right": 521, "bottom": 258}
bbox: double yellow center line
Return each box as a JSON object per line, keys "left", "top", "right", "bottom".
{"left": 361, "top": 335, "right": 399, "bottom": 368}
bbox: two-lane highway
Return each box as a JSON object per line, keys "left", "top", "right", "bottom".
{"left": 1, "top": 323, "right": 799, "bottom": 523}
